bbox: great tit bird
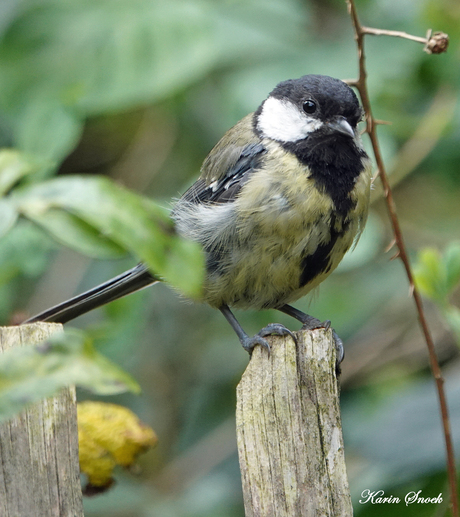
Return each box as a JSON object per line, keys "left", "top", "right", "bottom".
{"left": 25, "top": 74, "right": 372, "bottom": 362}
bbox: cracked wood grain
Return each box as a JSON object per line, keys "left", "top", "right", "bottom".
{"left": 236, "top": 328, "right": 352, "bottom": 517}
{"left": 0, "top": 323, "right": 83, "bottom": 517}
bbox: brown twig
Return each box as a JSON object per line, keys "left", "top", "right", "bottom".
{"left": 345, "top": 2, "right": 458, "bottom": 516}
{"left": 361, "top": 26, "right": 429, "bottom": 43}
{"left": 361, "top": 26, "right": 449, "bottom": 54}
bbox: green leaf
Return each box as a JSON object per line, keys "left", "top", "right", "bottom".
{"left": 413, "top": 248, "right": 447, "bottom": 303}
{"left": 28, "top": 208, "right": 127, "bottom": 259}
{"left": 0, "top": 327, "right": 140, "bottom": 423}
{"left": 12, "top": 175, "right": 204, "bottom": 298}
{"left": 414, "top": 244, "right": 460, "bottom": 305}
{"left": 73, "top": 0, "right": 219, "bottom": 114}
{"left": 15, "top": 97, "right": 83, "bottom": 168}
{"left": 0, "top": 149, "right": 36, "bottom": 196}
{"left": 0, "top": 221, "right": 54, "bottom": 285}
{"left": 0, "top": 0, "right": 217, "bottom": 164}
{"left": 0, "top": 199, "right": 18, "bottom": 239}
{"left": 444, "top": 242, "right": 460, "bottom": 294}
{"left": 0, "top": 0, "right": 310, "bottom": 167}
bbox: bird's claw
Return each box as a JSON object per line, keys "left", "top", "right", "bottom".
{"left": 300, "top": 317, "right": 330, "bottom": 331}
{"left": 241, "top": 334, "right": 271, "bottom": 355}
{"left": 332, "top": 330, "right": 344, "bottom": 367}
{"left": 300, "top": 317, "right": 343, "bottom": 370}
{"left": 321, "top": 320, "right": 331, "bottom": 331}
{"left": 258, "top": 323, "right": 297, "bottom": 342}
{"left": 242, "top": 323, "right": 296, "bottom": 357}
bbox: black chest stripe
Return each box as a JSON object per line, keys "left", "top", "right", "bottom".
{"left": 299, "top": 218, "right": 348, "bottom": 287}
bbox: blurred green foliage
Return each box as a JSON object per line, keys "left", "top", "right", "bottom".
{"left": 0, "top": 327, "right": 140, "bottom": 423}
{"left": 414, "top": 243, "right": 460, "bottom": 344}
{"left": 0, "top": 0, "right": 459, "bottom": 515}
{"left": 9, "top": 173, "right": 204, "bottom": 295}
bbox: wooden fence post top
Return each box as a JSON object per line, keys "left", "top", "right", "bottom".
{"left": 236, "top": 327, "right": 352, "bottom": 517}
{"left": 0, "top": 323, "right": 84, "bottom": 517}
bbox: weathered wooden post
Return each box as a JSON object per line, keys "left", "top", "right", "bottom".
{"left": 236, "top": 327, "right": 352, "bottom": 517}
{"left": 0, "top": 323, "right": 83, "bottom": 517}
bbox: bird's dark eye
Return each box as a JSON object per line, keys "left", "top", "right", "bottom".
{"left": 303, "top": 100, "right": 317, "bottom": 114}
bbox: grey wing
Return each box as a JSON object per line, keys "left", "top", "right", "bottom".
{"left": 181, "top": 114, "right": 266, "bottom": 205}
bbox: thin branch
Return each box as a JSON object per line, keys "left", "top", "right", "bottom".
{"left": 361, "top": 26, "right": 449, "bottom": 54}
{"left": 361, "top": 26, "right": 428, "bottom": 44}
{"left": 345, "top": 2, "right": 458, "bottom": 516}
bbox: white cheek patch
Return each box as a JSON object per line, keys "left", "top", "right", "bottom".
{"left": 257, "top": 97, "right": 323, "bottom": 143}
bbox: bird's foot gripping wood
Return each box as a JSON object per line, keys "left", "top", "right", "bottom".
{"left": 243, "top": 323, "right": 297, "bottom": 356}
{"left": 301, "top": 319, "right": 344, "bottom": 366}
{"left": 219, "top": 305, "right": 296, "bottom": 357}
{"left": 277, "top": 304, "right": 344, "bottom": 367}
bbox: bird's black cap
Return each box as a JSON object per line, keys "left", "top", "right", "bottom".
{"left": 269, "top": 74, "right": 362, "bottom": 126}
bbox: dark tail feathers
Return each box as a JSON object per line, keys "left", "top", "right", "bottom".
{"left": 24, "top": 263, "right": 158, "bottom": 324}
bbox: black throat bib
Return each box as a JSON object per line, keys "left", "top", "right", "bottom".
{"left": 283, "top": 136, "right": 367, "bottom": 217}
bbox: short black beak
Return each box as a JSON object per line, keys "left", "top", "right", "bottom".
{"left": 326, "top": 117, "right": 355, "bottom": 139}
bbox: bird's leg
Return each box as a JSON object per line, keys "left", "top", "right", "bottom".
{"left": 277, "top": 304, "right": 344, "bottom": 365}
{"left": 277, "top": 304, "right": 324, "bottom": 329}
{"left": 219, "top": 304, "right": 296, "bottom": 356}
